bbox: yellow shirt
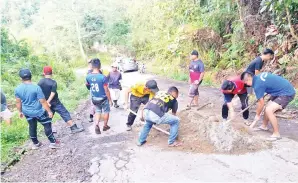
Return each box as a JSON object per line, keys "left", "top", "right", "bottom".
{"left": 131, "top": 82, "right": 155, "bottom": 99}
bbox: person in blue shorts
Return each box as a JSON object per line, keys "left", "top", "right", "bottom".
{"left": 86, "top": 58, "right": 113, "bottom": 134}
{"left": 241, "top": 71, "right": 296, "bottom": 141}
{"left": 15, "top": 68, "right": 59, "bottom": 149}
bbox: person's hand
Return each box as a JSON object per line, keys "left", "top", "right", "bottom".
{"left": 109, "top": 100, "right": 113, "bottom": 107}
{"left": 194, "top": 80, "right": 200, "bottom": 85}
{"left": 48, "top": 111, "right": 53, "bottom": 118}
{"left": 123, "top": 103, "right": 129, "bottom": 110}
{"left": 19, "top": 112, "right": 24, "bottom": 118}
{"left": 140, "top": 115, "right": 145, "bottom": 122}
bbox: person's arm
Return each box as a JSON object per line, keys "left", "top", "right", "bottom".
{"left": 86, "top": 78, "right": 91, "bottom": 90}
{"left": 39, "top": 99, "right": 53, "bottom": 118}
{"left": 47, "top": 81, "right": 57, "bottom": 105}
{"left": 15, "top": 98, "right": 23, "bottom": 118}
{"left": 254, "top": 60, "right": 263, "bottom": 75}
{"left": 172, "top": 101, "right": 178, "bottom": 116}
{"left": 198, "top": 62, "right": 205, "bottom": 83}
{"left": 124, "top": 88, "right": 132, "bottom": 106}
{"left": 199, "top": 72, "right": 205, "bottom": 83}
{"left": 104, "top": 85, "right": 112, "bottom": 106}
{"left": 227, "top": 102, "right": 235, "bottom": 117}
{"left": 256, "top": 98, "right": 265, "bottom": 117}
{"left": 255, "top": 70, "right": 260, "bottom": 75}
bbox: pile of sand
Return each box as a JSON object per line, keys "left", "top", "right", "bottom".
{"left": 178, "top": 110, "right": 271, "bottom": 153}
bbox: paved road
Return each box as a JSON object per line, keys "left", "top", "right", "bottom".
{"left": 3, "top": 70, "right": 298, "bottom": 182}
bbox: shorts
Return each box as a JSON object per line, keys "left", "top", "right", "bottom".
{"left": 270, "top": 95, "right": 295, "bottom": 109}
{"left": 92, "top": 97, "right": 110, "bottom": 114}
{"left": 0, "top": 108, "right": 13, "bottom": 120}
{"left": 110, "top": 88, "right": 120, "bottom": 100}
{"left": 50, "top": 100, "right": 72, "bottom": 122}
{"left": 25, "top": 111, "right": 52, "bottom": 124}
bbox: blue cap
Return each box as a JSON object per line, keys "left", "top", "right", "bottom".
{"left": 19, "top": 68, "right": 32, "bottom": 79}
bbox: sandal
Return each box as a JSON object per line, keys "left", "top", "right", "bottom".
{"left": 103, "top": 125, "right": 111, "bottom": 131}
{"left": 266, "top": 135, "right": 282, "bottom": 141}
{"left": 168, "top": 142, "right": 183, "bottom": 147}
{"left": 254, "top": 126, "right": 269, "bottom": 131}
{"left": 244, "top": 121, "right": 252, "bottom": 126}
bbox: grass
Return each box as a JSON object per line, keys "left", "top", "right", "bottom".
{"left": 289, "top": 93, "right": 298, "bottom": 108}
{"left": 0, "top": 75, "right": 90, "bottom": 165}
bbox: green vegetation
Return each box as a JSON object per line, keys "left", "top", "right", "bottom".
{"left": 0, "top": 29, "right": 90, "bottom": 164}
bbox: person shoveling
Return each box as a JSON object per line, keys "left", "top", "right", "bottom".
{"left": 241, "top": 71, "right": 296, "bottom": 141}
{"left": 137, "top": 86, "right": 182, "bottom": 147}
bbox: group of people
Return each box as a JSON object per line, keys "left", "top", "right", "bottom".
{"left": 1, "top": 48, "right": 296, "bottom": 150}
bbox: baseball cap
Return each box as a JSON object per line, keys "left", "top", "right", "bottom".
{"left": 191, "top": 50, "right": 199, "bottom": 56}
{"left": 43, "top": 66, "right": 53, "bottom": 75}
{"left": 19, "top": 68, "right": 32, "bottom": 79}
{"left": 146, "top": 80, "right": 159, "bottom": 93}
{"left": 111, "top": 62, "right": 118, "bottom": 68}
{"left": 221, "top": 80, "right": 234, "bottom": 90}
{"left": 92, "top": 58, "right": 101, "bottom": 68}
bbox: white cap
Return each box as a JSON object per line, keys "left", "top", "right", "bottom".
{"left": 111, "top": 62, "right": 118, "bottom": 67}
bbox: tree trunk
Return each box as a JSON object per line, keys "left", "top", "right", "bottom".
{"left": 75, "top": 18, "right": 87, "bottom": 61}
{"left": 286, "top": 6, "right": 298, "bottom": 42}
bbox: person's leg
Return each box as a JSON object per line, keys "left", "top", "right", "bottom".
{"left": 102, "top": 100, "right": 111, "bottom": 131}
{"left": 126, "top": 95, "right": 142, "bottom": 127}
{"left": 238, "top": 93, "right": 249, "bottom": 120}
{"left": 89, "top": 100, "right": 95, "bottom": 122}
{"left": 222, "top": 104, "right": 229, "bottom": 120}
{"left": 265, "top": 101, "right": 282, "bottom": 136}
{"left": 138, "top": 121, "right": 153, "bottom": 145}
{"left": 42, "top": 122, "right": 56, "bottom": 143}
{"left": 27, "top": 118, "right": 39, "bottom": 144}
{"left": 188, "top": 84, "right": 199, "bottom": 107}
{"left": 159, "top": 113, "right": 180, "bottom": 145}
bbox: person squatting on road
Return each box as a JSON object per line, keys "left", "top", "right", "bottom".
{"left": 38, "top": 66, "right": 84, "bottom": 133}
{"left": 241, "top": 71, "right": 296, "bottom": 141}
{"left": 138, "top": 86, "right": 182, "bottom": 147}
{"left": 244, "top": 48, "right": 274, "bottom": 94}
{"left": 86, "top": 58, "right": 112, "bottom": 134}
{"left": 1, "top": 90, "right": 13, "bottom": 125}
{"left": 124, "top": 80, "right": 159, "bottom": 131}
{"left": 188, "top": 50, "right": 205, "bottom": 108}
{"left": 221, "top": 76, "right": 249, "bottom": 124}
{"left": 107, "top": 63, "right": 122, "bottom": 108}
{"left": 15, "top": 68, "right": 59, "bottom": 149}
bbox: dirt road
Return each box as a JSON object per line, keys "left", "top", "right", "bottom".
{"left": 2, "top": 70, "right": 298, "bottom": 182}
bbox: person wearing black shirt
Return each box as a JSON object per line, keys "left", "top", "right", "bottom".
{"left": 245, "top": 48, "right": 274, "bottom": 75}
{"left": 138, "top": 86, "right": 182, "bottom": 147}
{"left": 38, "top": 66, "right": 84, "bottom": 134}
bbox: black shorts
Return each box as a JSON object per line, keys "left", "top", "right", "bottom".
{"left": 270, "top": 95, "right": 295, "bottom": 109}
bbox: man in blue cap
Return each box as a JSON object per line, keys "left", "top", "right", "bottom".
{"left": 15, "top": 68, "right": 59, "bottom": 149}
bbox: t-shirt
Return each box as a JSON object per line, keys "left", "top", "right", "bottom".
{"left": 86, "top": 73, "right": 108, "bottom": 98}
{"left": 145, "top": 91, "right": 178, "bottom": 117}
{"left": 38, "top": 78, "right": 59, "bottom": 104}
{"left": 246, "top": 56, "right": 263, "bottom": 75}
{"left": 15, "top": 83, "right": 45, "bottom": 117}
{"left": 189, "top": 60, "right": 205, "bottom": 83}
{"left": 107, "top": 71, "right": 122, "bottom": 89}
{"left": 131, "top": 82, "right": 155, "bottom": 99}
{"left": 253, "top": 72, "right": 296, "bottom": 99}
{"left": 1, "top": 91, "right": 7, "bottom": 112}
{"left": 222, "top": 76, "right": 247, "bottom": 95}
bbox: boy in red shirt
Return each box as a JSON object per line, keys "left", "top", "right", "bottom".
{"left": 188, "top": 50, "right": 205, "bottom": 108}
{"left": 221, "top": 76, "right": 249, "bottom": 124}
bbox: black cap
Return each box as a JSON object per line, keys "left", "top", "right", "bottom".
{"left": 263, "top": 48, "right": 274, "bottom": 55}
{"left": 19, "top": 68, "right": 32, "bottom": 80}
{"left": 221, "top": 80, "right": 234, "bottom": 90}
{"left": 91, "top": 58, "right": 101, "bottom": 68}
{"left": 240, "top": 71, "right": 254, "bottom": 80}
{"left": 145, "top": 80, "right": 159, "bottom": 93}
{"left": 191, "top": 50, "right": 199, "bottom": 56}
